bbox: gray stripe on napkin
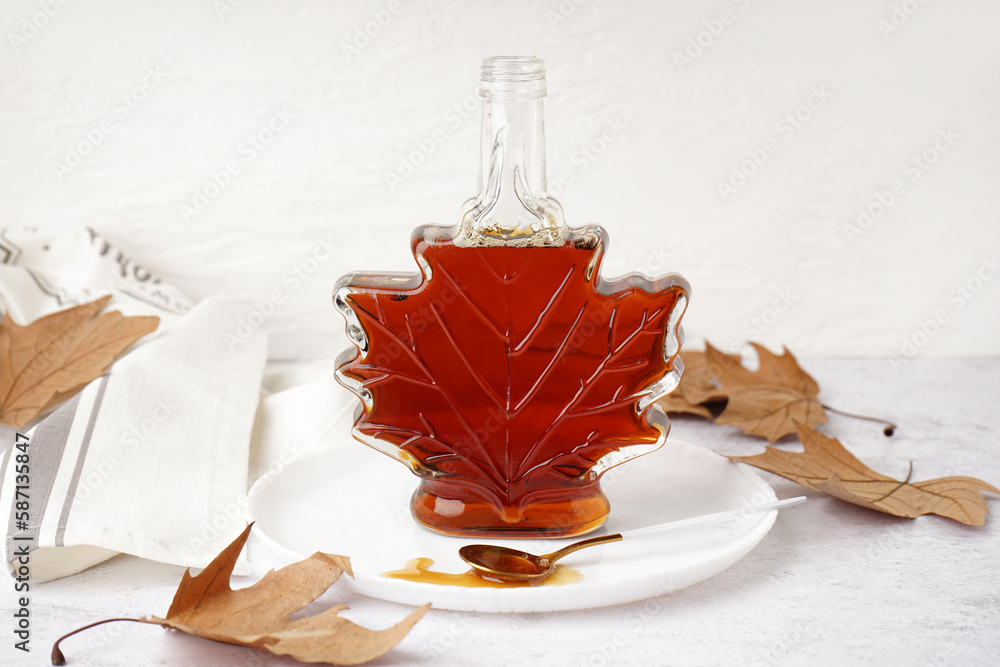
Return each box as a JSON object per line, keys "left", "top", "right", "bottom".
{"left": 5, "top": 391, "right": 82, "bottom": 559}
{"left": 54, "top": 374, "right": 110, "bottom": 547}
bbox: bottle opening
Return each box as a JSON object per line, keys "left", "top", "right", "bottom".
{"left": 480, "top": 56, "right": 546, "bottom": 99}
{"left": 481, "top": 56, "right": 545, "bottom": 82}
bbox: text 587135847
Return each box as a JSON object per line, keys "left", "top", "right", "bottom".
{"left": 11, "top": 432, "right": 32, "bottom": 653}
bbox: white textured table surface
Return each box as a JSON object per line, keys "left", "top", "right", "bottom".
{"left": 8, "top": 358, "right": 1000, "bottom": 667}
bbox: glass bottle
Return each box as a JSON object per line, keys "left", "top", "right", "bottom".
{"left": 334, "top": 56, "right": 689, "bottom": 538}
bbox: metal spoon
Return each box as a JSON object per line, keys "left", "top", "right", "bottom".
{"left": 459, "top": 496, "right": 806, "bottom": 583}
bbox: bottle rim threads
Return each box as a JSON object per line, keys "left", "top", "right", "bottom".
{"left": 480, "top": 56, "right": 546, "bottom": 99}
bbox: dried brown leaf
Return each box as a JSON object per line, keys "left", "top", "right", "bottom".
{"left": 711, "top": 342, "right": 826, "bottom": 442}
{"left": 680, "top": 342, "right": 743, "bottom": 405}
{"left": 0, "top": 295, "right": 159, "bottom": 427}
{"left": 731, "top": 424, "right": 1000, "bottom": 526}
{"left": 657, "top": 343, "right": 742, "bottom": 418}
{"left": 148, "top": 524, "right": 428, "bottom": 664}
{"left": 657, "top": 342, "right": 827, "bottom": 442}
{"left": 656, "top": 391, "right": 713, "bottom": 419}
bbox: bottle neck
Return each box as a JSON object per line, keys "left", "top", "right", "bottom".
{"left": 458, "top": 56, "right": 565, "bottom": 246}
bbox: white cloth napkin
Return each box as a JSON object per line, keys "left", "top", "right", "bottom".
{"left": 0, "top": 227, "right": 267, "bottom": 581}
{"left": 249, "top": 366, "right": 356, "bottom": 489}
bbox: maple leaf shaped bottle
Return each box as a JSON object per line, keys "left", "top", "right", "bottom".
{"left": 334, "top": 56, "right": 689, "bottom": 538}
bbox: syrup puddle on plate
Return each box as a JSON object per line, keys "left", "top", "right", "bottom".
{"left": 382, "top": 557, "right": 582, "bottom": 588}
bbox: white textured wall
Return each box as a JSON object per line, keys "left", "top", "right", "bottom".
{"left": 2, "top": 0, "right": 998, "bottom": 360}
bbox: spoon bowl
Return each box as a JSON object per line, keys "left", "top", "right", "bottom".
{"left": 459, "top": 496, "right": 806, "bottom": 583}
{"left": 459, "top": 534, "right": 624, "bottom": 583}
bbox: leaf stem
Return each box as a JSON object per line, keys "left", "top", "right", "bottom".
{"left": 51, "top": 618, "right": 146, "bottom": 665}
{"left": 821, "top": 404, "right": 896, "bottom": 436}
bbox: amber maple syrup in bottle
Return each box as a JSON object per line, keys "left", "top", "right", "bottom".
{"left": 335, "top": 56, "right": 689, "bottom": 538}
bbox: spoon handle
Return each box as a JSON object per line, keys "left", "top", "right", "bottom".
{"left": 543, "top": 533, "right": 625, "bottom": 564}
{"left": 619, "top": 496, "right": 806, "bottom": 540}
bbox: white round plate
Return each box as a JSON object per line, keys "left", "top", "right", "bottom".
{"left": 247, "top": 437, "right": 778, "bottom": 613}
